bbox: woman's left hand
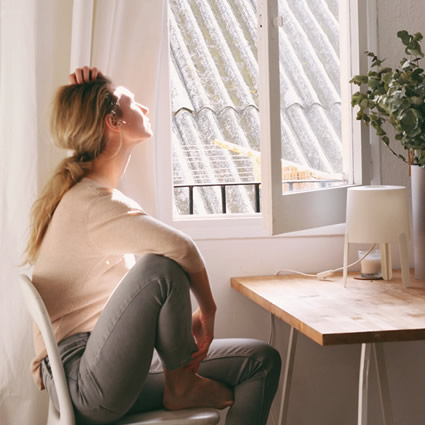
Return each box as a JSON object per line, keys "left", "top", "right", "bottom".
{"left": 189, "top": 307, "right": 215, "bottom": 372}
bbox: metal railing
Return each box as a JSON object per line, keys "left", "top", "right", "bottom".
{"left": 174, "top": 182, "right": 261, "bottom": 214}
{"left": 174, "top": 179, "right": 345, "bottom": 215}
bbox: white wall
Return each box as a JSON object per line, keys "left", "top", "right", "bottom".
{"left": 200, "top": 2, "right": 425, "bottom": 424}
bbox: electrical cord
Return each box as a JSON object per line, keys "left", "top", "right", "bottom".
{"left": 275, "top": 244, "right": 377, "bottom": 281}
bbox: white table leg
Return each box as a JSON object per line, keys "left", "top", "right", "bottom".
{"left": 358, "top": 343, "right": 372, "bottom": 425}
{"left": 278, "top": 327, "right": 298, "bottom": 425}
{"left": 373, "top": 343, "right": 394, "bottom": 425}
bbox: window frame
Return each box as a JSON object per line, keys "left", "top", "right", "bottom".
{"left": 157, "top": 0, "right": 379, "bottom": 240}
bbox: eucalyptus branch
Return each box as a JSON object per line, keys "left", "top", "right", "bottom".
{"left": 350, "top": 30, "right": 425, "bottom": 168}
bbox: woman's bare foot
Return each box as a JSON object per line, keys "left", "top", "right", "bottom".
{"left": 163, "top": 368, "right": 234, "bottom": 411}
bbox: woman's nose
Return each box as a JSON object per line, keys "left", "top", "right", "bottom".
{"left": 138, "top": 103, "right": 149, "bottom": 114}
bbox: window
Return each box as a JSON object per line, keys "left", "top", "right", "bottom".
{"left": 169, "top": 0, "right": 260, "bottom": 215}
{"left": 258, "top": 0, "right": 373, "bottom": 234}
{"left": 160, "top": 0, "right": 375, "bottom": 236}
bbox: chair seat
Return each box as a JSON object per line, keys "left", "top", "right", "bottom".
{"left": 115, "top": 408, "right": 220, "bottom": 425}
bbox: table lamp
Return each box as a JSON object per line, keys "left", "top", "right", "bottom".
{"left": 343, "top": 185, "right": 411, "bottom": 287}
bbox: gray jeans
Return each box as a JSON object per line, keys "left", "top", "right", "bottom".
{"left": 42, "top": 254, "right": 281, "bottom": 425}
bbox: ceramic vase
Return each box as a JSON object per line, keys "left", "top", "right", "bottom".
{"left": 412, "top": 165, "right": 425, "bottom": 280}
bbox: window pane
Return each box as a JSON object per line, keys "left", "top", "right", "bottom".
{"left": 278, "top": 0, "right": 347, "bottom": 194}
{"left": 169, "top": 0, "right": 260, "bottom": 215}
{"left": 169, "top": 0, "right": 348, "bottom": 216}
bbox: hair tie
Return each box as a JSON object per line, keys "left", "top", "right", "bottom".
{"left": 74, "top": 152, "right": 92, "bottom": 163}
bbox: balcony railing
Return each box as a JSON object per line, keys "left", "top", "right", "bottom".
{"left": 174, "top": 179, "right": 345, "bottom": 215}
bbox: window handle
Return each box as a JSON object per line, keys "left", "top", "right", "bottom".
{"left": 273, "top": 16, "right": 283, "bottom": 27}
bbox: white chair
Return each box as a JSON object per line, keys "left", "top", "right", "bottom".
{"left": 19, "top": 274, "right": 220, "bottom": 425}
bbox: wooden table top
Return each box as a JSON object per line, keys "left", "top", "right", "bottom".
{"left": 231, "top": 271, "right": 425, "bottom": 346}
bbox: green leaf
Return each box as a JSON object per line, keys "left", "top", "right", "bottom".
{"left": 368, "top": 78, "right": 381, "bottom": 89}
{"left": 407, "top": 47, "right": 424, "bottom": 58}
{"left": 414, "top": 32, "right": 424, "bottom": 42}
{"left": 399, "top": 108, "right": 423, "bottom": 134}
{"left": 382, "top": 71, "right": 393, "bottom": 84}
{"left": 350, "top": 75, "right": 368, "bottom": 85}
{"left": 371, "top": 58, "right": 385, "bottom": 67}
{"left": 378, "top": 67, "right": 392, "bottom": 75}
{"left": 398, "top": 30, "right": 411, "bottom": 46}
{"left": 411, "top": 68, "right": 424, "bottom": 81}
{"left": 376, "top": 126, "right": 386, "bottom": 136}
{"left": 410, "top": 96, "right": 424, "bottom": 105}
{"left": 405, "top": 39, "right": 424, "bottom": 57}
{"left": 360, "top": 99, "right": 370, "bottom": 109}
{"left": 351, "top": 92, "right": 367, "bottom": 106}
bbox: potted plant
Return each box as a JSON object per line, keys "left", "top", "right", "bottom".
{"left": 350, "top": 30, "right": 425, "bottom": 281}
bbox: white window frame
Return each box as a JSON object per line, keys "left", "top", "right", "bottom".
{"left": 156, "top": 0, "right": 379, "bottom": 240}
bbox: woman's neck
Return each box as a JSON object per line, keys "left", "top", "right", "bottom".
{"left": 86, "top": 145, "right": 132, "bottom": 189}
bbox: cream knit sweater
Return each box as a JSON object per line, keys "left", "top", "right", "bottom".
{"left": 31, "top": 178, "right": 205, "bottom": 389}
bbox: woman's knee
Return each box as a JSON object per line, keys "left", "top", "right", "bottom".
{"left": 249, "top": 339, "right": 282, "bottom": 377}
{"left": 126, "top": 254, "right": 190, "bottom": 293}
{"left": 202, "top": 339, "right": 281, "bottom": 385}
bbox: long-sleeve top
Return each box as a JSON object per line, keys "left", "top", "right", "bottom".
{"left": 31, "top": 178, "right": 205, "bottom": 389}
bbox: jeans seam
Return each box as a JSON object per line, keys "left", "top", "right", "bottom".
{"left": 84, "top": 277, "right": 161, "bottom": 373}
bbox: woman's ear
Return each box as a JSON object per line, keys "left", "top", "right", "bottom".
{"left": 105, "top": 113, "right": 121, "bottom": 132}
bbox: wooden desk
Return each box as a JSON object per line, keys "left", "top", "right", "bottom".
{"left": 231, "top": 271, "right": 425, "bottom": 425}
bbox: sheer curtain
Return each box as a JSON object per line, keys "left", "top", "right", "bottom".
{"left": 0, "top": 1, "right": 167, "bottom": 423}
{"left": 89, "top": 0, "right": 168, "bottom": 215}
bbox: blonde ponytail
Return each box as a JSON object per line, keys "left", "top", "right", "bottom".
{"left": 24, "top": 77, "right": 120, "bottom": 265}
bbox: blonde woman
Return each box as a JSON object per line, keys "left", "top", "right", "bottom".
{"left": 25, "top": 67, "right": 281, "bottom": 425}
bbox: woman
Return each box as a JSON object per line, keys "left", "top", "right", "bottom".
{"left": 25, "top": 66, "right": 281, "bottom": 425}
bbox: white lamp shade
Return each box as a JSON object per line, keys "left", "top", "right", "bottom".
{"left": 346, "top": 185, "right": 410, "bottom": 243}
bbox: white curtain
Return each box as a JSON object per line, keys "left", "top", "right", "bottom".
{"left": 89, "top": 0, "right": 168, "bottom": 216}
{"left": 0, "top": 0, "right": 167, "bottom": 423}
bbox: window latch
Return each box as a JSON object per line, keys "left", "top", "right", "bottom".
{"left": 273, "top": 16, "right": 283, "bottom": 28}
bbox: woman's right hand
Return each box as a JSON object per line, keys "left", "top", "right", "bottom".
{"left": 189, "top": 307, "right": 215, "bottom": 372}
{"left": 69, "top": 66, "right": 103, "bottom": 84}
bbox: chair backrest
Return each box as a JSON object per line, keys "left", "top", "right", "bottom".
{"left": 19, "top": 274, "right": 75, "bottom": 425}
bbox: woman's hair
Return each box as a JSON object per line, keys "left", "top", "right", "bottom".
{"left": 24, "top": 76, "right": 121, "bottom": 265}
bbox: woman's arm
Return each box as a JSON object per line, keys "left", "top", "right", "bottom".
{"left": 187, "top": 268, "right": 217, "bottom": 371}
{"left": 189, "top": 268, "right": 216, "bottom": 315}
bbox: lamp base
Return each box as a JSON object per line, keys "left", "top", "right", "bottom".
{"left": 354, "top": 274, "right": 383, "bottom": 281}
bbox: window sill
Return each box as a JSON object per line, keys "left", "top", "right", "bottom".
{"left": 170, "top": 214, "right": 346, "bottom": 241}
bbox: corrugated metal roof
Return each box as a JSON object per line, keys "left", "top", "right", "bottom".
{"left": 169, "top": 0, "right": 342, "bottom": 214}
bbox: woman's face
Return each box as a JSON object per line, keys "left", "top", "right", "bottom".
{"left": 113, "top": 86, "right": 153, "bottom": 143}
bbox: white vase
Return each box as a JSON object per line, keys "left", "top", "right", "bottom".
{"left": 412, "top": 165, "right": 425, "bottom": 280}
